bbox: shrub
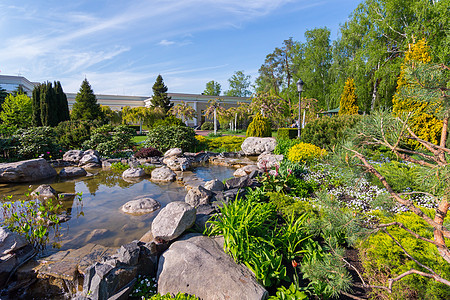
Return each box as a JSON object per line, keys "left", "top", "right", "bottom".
{"left": 301, "top": 114, "right": 362, "bottom": 150}
{"left": 206, "top": 136, "right": 245, "bottom": 152}
{"left": 274, "top": 138, "right": 302, "bottom": 156}
{"left": 246, "top": 113, "right": 272, "bottom": 137}
{"left": 110, "top": 162, "right": 129, "bottom": 173}
{"left": 144, "top": 125, "right": 197, "bottom": 152}
{"left": 55, "top": 119, "right": 100, "bottom": 149}
{"left": 287, "top": 142, "right": 327, "bottom": 163}
{"left": 82, "top": 124, "right": 135, "bottom": 157}
{"left": 134, "top": 147, "right": 162, "bottom": 158}
{"left": 153, "top": 115, "right": 185, "bottom": 128}
{"left": 358, "top": 210, "right": 450, "bottom": 299}
{"left": 200, "top": 121, "right": 214, "bottom": 130}
{"left": 277, "top": 128, "right": 298, "bottom": 140}
{"left": 16, "top": 126, "right": 63, "bottom": 159}
{"left": 373, "top": 161, "right": 423, "bottom": 193}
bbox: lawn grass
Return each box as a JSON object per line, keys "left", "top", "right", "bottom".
{"left": 132, "top": 135, "right": 147, "bottom": 144}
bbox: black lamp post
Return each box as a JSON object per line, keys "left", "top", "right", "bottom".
{"left": 297, "top": 78, "right": 304, "bottom": 138}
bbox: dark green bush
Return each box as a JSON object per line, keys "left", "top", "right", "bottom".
{"left": 15, "top": 126, "right": 63, "bottom": 159}
{"left": 82, "top": 124, "right": 134, "bottom": 156}
{"left": 144, "top": 125, "right": 197, "bottom": 152}
{"left": 153, "top": 115, "right": 185, "bottom": 128}
{"left": 277, "top": 128, "right": 298, "bottom": 140}
{"left": 301, "top": 115, "right": 362, "bottom": 150}
{"left": 274, "top": 138, "right": 302, "bottom": 156}
{"left": 55, "top": 120, "right": 99, "bottom": 149}
{"left": 201, "top": 121, "right": 214, "bottom": 130}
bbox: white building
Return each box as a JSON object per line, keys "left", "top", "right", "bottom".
{"left": 0, "top": 75, "right": 38, "bottom": 95}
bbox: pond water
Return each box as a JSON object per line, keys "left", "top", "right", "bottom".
{"left": 0, "top": 165, "right": 235, "bottom": 252}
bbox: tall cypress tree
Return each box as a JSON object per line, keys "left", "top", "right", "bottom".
{"left": 0, "top": 85, "right": 8, "bottom": 112}
{"left": 151, "top": 75, "right": 173, "bottom": 114}
{"left": 71, "top": 78, "right": 102, "bottom": 121}
{"left": 31, "top": 84, "right": 42, "bottom": 126}
{"left": 54, "top": 81, "right": 70, "bottom": 123}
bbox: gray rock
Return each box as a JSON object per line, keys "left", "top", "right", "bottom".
{"left": 31, "top": 184, "right": 57, "bottom": 198}
{"left": 203, "top": 179, "right": 225, "bottom": 192}
{"left": 241, "top": 137, "right": 277, "bottom": 155}
{"left": 164, "top": 148, "right": 183, "bottom": 157}
{"left": 84, "top": 149, "right": 100, "bottom": 157}
{"left": 225, "top": 175, "right": 253, "bottom": 190}
{"left": 79, "top": 153, "right": 100, "bottom": 166}
{"left": 121, "top": 197, "right": 160, "bottom": 215}
{"left": 185, "top": 186, "right": 212, "bottom": 207}
{"left": 0, "top": 228, "right": 29, "bottom": 257}
{"left": 63, "top": 150, "right": 84, "bottom": 164}
{"left": 162, "top": 156, "right": 192, "bottom": 171}
{"left": 151, "top": 202, "right": 196, "bottom": 242}
{"left": 233, "top": 165, "right": 259, "bottom": 177}
{"left": 117, "top": 241, "right": 140, "bottom": 266}
{"left": 257, "top": 153, "right": 284, "bottom": 170}
{"left": 122, "top": 168, "right": 145, "bottom": 178}
{"left": 151, "top": 167, "right": 176, "bottom": 182}
{"left": 157, "top": 234, "right": 268, "bottom": 300}
{"left": 59, "top": 167, "right": 87, "bottom": 178}
{"left": 0, "top": 158, "right": 57, "bottom": 183}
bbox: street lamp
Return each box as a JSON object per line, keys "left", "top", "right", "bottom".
{"left": 297, "top": 78, "right": 304, "bottom": 138}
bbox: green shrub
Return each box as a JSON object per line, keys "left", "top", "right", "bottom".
{"left": 246, "top": 113, "right": 272, "bottom": 137}
{"left": 268, "top": 283, "right": 308, "bottom": 300}
{"left": 206, "top": 136, "right": 245, "bottom": 152}
{"left": 144, "top": 125, "right": 197, "bottom": 152}
{"left": 153, "top": 115, "right": 185, "bottom": 128}
{"left": 358, "top": 210, "right": 450, "bottom": 299}
{"left": 277, "top": 128, "right": 298, "bottom": 140}
{"left": 82, "top": 124, "right": 135, "bottom": 157}
{"left": 287, "top": 142, "right": 327, "bottom": 163}
{"left": 274, "top": 138, "right": 302, "bottom": 156}
{"left": 55, "top": 120, "right": 95, "bottom": 149}
{"left": 194, "top": 135, "right": 208, "bottom": 151}
{"left": 301, "top": 115, "right": 362, "bottom": 149}
{"left": 110, "top": 162, "right": 129, "bottom": 173}
{"left": 15, "top": 126, "right": 63, "bottom": 159}
{"left": 200, "top": 121, "right": 214, "bottom": 130}
{"left": 373, "top": 161, "right": 423, "bottom": 193}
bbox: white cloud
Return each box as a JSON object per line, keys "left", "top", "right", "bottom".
{"left": 159, "top": 40, "right": 176, "bottom": 46}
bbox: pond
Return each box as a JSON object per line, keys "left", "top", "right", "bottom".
{"left": 0, "top": 165, "right": 235, "bottom": 253}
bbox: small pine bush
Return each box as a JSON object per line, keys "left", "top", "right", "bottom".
{"left": 134, "top": 147, "right": 162, "bottom": 158}
{"left": 246, "top": 113, "right": 271, "bottom": 137}
{"left": 287, "top": 142, "right": 327, "bottom": 163}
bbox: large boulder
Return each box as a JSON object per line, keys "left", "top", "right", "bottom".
{"left": 162, "top": 156, "right": 192, "bottom": 171}
{"left": 157, "top": 233, "right": 268, "bottom": 300}
{"left": 31, "top": 184, "right": 57, "bottom": 198}
{"left": 164, "top": 148, "right": 183, "bottom": 158}
{"left": 241, "top": 137, "right": 277, "bottom": 156}
{"left": 203, "top": 179, "right": 225, "bottom": 192}
{"left": 257, "top": 153, "right": 284, "bottom": 170}
{"left": 233, "top": 165, "right": 259, "bottom": 177}
{"left": 63, "top": 150, "right": 84, "bottom": 164}
{"left": 59, "top": 167, "right": 87, "bottom": 178}
{"left": 151, "top": 167, "right": 176, "bottom": 182}
{"left": 121, "top": 197, "right": 161, "bottom": 215}
{"left": 151, "top": 202, "right": 196, "bottom": 243}
{"left": 185, "top": 186, "right": 212, "bottom": 207}
{"left": 225, "top": 175, "right": 254, "bottom": 190}
{"left": 79, "top": 154, "right": 100, "bottom": 166}
{"left": 122, "top": 168, "right": 145, "bottom": 178}
{"left": 0, "top": 228, "right": 34, "bottom": 288}
{"left": 0, "top": 158, "right": 57, "bottom": 183}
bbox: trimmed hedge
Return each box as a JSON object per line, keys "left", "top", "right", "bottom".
{"left": 277, "top": 128, "right": 298, "bottom": 140}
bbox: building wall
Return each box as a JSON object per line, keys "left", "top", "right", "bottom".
{"left": 0, "top": 75, "right": 38, "bottom": 95}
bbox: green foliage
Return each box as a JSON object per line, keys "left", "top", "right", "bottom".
{"left": 16, "top": 126, "right": 63, "bottom": 159}
{"left": 0, "top": 93, "right": 32, "bottom": 128}
{"left": 55, "top": 120, "right": 99, "bottom": 149}
{"left": 358, "top": 210, "right": 450, "bottom": 299}
{"left": 144, "top": 125, "right": 197, "bottom": 153}
{"left": 152, "top": 115, "right": 185, "bottom": 128}
{"left": 301, "top": 114, "right": 362, "bottom": 150}
{"left": 225, "top": 71, "right": 252, "bottom": 97}
{"left": 151, "top": 75, "right": 173, "bottom": 114}
{"left": 373, "top": 161, "right": 423, "bottom": 193}
{"left": 200, "top": 121, "right": 214, "bottom": 130}
{"left": 268, "top": 283, "right": 308, "bottom": 300}
{"left": 274, "top": 138, "right": 302, "bottom": 156}
{"left": 277, "top": 159, "right": 306, "bottom": 178}
{"left": 129, "top": 276, "right": 157, "bottom": 298}
{"left": 287, "top": 142, "right": 327, "bottom": 163}
{"left": 205, "top": 136, "right": 245, "bottom": 152}
{"left": 82, "top": 125, "right": 134, "bottom": 157}
{"left": 203, "top": 80, "right": 221, "bottom": 96}
{"left": 110, "top": 162, "right": 129, "bottom": 173}
{"left": 0, "top": 85, "right": 8, "bottom": 109}
{"left": 71, "top": 78, "right": 103, "bottom": 121}
{"left": 339, "top": 78, "right": 358, "bottom": 115}
{"left": 246, "top": 113, "right": 272, "bottom": 137}
{"left": 277, "top": 128, "right": 298, "bottom": 140}
{"left": 32, "top": 81, "right": 69, "bottom": 127}
{"left": 147, "top": 293, "right": 198, "bottom": 300}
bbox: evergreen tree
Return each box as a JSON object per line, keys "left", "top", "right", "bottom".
{"left": 40, "top": 81, "right": 58, "bottom": 126}
{"left": 0, "top": 86, "right": 8, "bottom": 111}
{"left": 339, "top": 78, "right": 358, "bottom": 115}
{"left": 54, "top": 81, "right": 70, "bottom": 123}
{"left": 0, "top": 94, "right": 32, "bottom": 127}
{"left": 392, "top": 38, "right": 442, "bottom": 146}
{"left": 71, "top": 78, "right": 103, "bottom": 121}
{"left": 151, "top": 75, "right": 173, "bottom": 114}
{"left": 32, "top": 84, "right": 42, "bottom": 126}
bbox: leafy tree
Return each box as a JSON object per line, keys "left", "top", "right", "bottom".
{"left": 250, "top": 92, "right": 286, "bottom": 128}
{"left": 0, "top": 94, "right": 32, "bottom": 127}
{"left": 392, "top": 38, "right": 442, "bottom": 146}
{"left": 204, "top": 98, "right": 223, "bottom": 134}
{"left": 151, "top": 75, "right": 173, "bottom": 114}
{"left": 169, "top": 101, "right": 196, "bottom": 124}
{"left": 71, "top": 78, "right": 103, "bottom": 121}
{"left": 0, "top": 86, "right": 8, "bottom": 111}
{"left": 225, "top": 71, "right": 252, "bottom": 97}
{"left": 339, "top": 78, "right": 359, "bottom": 115}
{"left": 100, "top": 105, "right": 122, "bottom": 125}
{"left": 203, "top": 80, "right": 221, "bottom": 96}
{"left": 122, "top": 106, "right": 164, "bottom": 132}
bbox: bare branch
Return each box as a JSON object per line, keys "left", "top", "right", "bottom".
{"left": 376, "top": 222, "right": 438, "bottom": 245}
{"left": 388, "top": 269, "right": 450, "bottom": 291}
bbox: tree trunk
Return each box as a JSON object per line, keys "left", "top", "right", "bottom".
{"left": 213, "top": 108, "right": 217, "bottom": 135}
{"left": 370, "top": 79, "right": 379, "bottom": 111}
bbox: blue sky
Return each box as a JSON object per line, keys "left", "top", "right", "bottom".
{"left": 0, "top": 0, "right": 362, "bottom": 96}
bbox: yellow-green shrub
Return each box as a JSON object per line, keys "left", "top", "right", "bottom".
{"left": 358, "top": 210, "right": 450, "bottom": 299}
{"left": 246, "top": 113, "right": 272, "bottom": 137}
{"left": 287, "top": 142, "right": 327, "bottom": 163}
{"left": 206, "top": 136, "right": 245, "bottom": 152}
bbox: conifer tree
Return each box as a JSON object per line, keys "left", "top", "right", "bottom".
{"left": 40, "top": 81, "right": 58, "bottom": 126}
{"left": 54, "top": 81, "right": 70, "bottom": 123}
{"left": 339, "top": 78, "right": 359, "bottom": 115}
{"left": 71, "top": 78, "right": 102, "bottom": 121}
{"left": 151, "top": 75, "right": 173, "bottom": 114}
{"left": 32, "top": 84, "right": 42, "bottom": 126}
{"left": 392, "top": 38, "right": 442, "bottom": 146}
{"left": 0, "top": 85, "right": 8, "bottom": 111}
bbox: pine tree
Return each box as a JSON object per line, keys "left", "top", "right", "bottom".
{"left": 339, "top": 78, "right": 358, "bottom": 115}
{"left": 71, "top": 78, "right": 102, "bottom": 121}
{"left": 0, "top": 85, "right": 8, "bottom": 111}
{"left": 151, "top": 75, "right": 173, "bottom": 114}
{"left": 54, "top": 81, "right": 70, "bottom": 123}
{"left": 392, "top": 38, "right": 442, "bottom": 146}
